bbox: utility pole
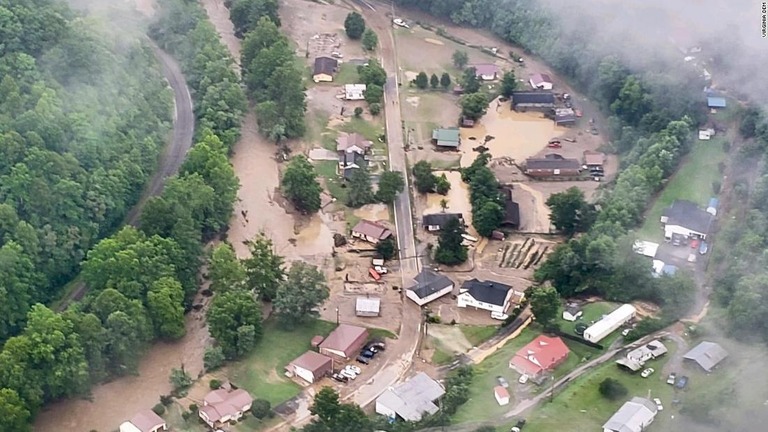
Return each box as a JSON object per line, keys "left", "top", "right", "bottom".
{"left": 336, "top": 307, "right": 340, "bottom": 325}
{"left": 549, "top": 375, "right": 555, "bottom": 403}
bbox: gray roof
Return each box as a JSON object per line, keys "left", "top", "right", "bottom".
{"left": 460, "top": 279, "right": 512, "bottom": 306}
{"left": 627, "top": 340, "right": 668, "bottom": 362}
{"left": 683, "top": 341, "right": 728, "bottom": 372}
{"left": 525, "top": 156, "right": 581, "bottom": 171}
{"left": 313, "top": 57, "right": 338, "bottom": 75}
{"left": 377, "top": 372, "right": 445, "bottom": 421}
{"left": 662, "top": 200, "right": 714, "bottom": 234}
{"left": 422, "top": 213, "right": 463, "bottom": 228}
{"left": 603, "top": 397, "right": 657, "bottom": 432}
{"left": 511, "top": 91, "right": 555, "bottom": 105}
{"left": 408, "top": 269, "right": 454, "bottom": 299}
{"left": 356, "top": 297, "right": 381, "bottom": 313}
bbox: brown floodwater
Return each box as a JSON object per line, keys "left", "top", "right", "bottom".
{"left": 424, "top": 171, "right": 479, "bottom": 236}
{"left": 460, "top": 97, "right": 566, "bottom": 167}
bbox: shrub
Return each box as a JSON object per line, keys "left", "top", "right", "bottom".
{"left": 160, "top": 395, "right": 173, "bottom": 406}
{"left": 209, "top": 379, "right": 222, "bottom": 389}
{"left": 204, "top": 346, "right": 225, "bottom": 371}
{"left": 354, "top": 107, "right": 364, "bottom": 117}
{"left": 251, "top": 398, "right": 272, "bottom": 419}
{"left": 599, "top": 378, "right": 628, "bottom": 400}
{"left": 189, "top": 403, "right": 198, "bottom": 412}
{"left": 369, "top": 103, "right": 381, "bottom": 115}
{"left": 152, "top": 403, "right": 166, "bottom": 415}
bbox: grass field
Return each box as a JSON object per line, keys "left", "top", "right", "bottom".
{"left": 637, "top": 135, "right": 727, "bottom": 240}
{"left": 459, "top": 324, "right": 499, "bottom": 346}
{"left": 335, "top": 63, "right": 360, "bottom": 85}
{"left": 559, "top": 301, "right": 621, "bottom": 336}
{"left": 227, "top": 319, "right": 336, "bottom": 405}
{"left": 314, "top": 160, "right": 347, "bottom": 202}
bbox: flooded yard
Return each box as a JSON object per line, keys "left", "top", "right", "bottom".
{"left": 420, "top": 170, "right": 478, "bottom": 237}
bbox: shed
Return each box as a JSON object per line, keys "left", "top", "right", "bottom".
{"left": 529, "top": 73, "right": 553, "bottom": 90}
{"left": 356, "top": 297, "right": 381, "bottom": 317}
{"left": 286, "top": 351, "right": 333, "bottom": 384}
{"left": 633, "top": 240, "right": 659, "bottom": 258}
{"left": 310, "top": 335, "right": 325, "bottom": 347}
{"left": 313, "top": 57, "right": 338, "bottom": 82}
{"left": 698, "top": 130, "right": 711, "bottom": 140}
{"left": 344, "top": 84, "right": 366, "bottom": 100}
{"left": 583, "top": 304, "right": 636, "bottom": 343}
{"left": 119, "top": 410, "right": 167, "bottom": 432}
{"left": 500, "top": 187, "right": 520, "bottom": 228}
{"left": 554, "top": 107, "right": 576, "bottom": 125}
{"left": 562, "top": 304, "right": 583, "bottom": 321}
{"left": 375, "top": 372, "right": 445, "bottom": 421}
{"left": 319, "top": 324, "right": 369, "bottom": 359}
{"left": 422, "top": 213, "right": 463, "bottom": 231}
{"left": 432, "top": 128, "right": 461, "bottom": 149}
{"left": 494, "top": 386, "right": 510, "bottom": 406}
{"left": 683, "top": 341, "right": 728, "bottom": 372}
{"left": 707, "top": 97, "right": 726, "bottom": 108}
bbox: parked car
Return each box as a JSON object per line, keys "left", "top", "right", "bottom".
{"left": 621, "top": 328, "right": 631, "bottom": 337}
{"left": 331, "top": 373, "right": 348, "bottom": 383}
{"left": 374, "top": 265, "right": 388, "bottom": 274}
{"left": 518, "top": 374, "right": 529, "bottom": 384}
{"left": 690, "top": 239, "right": 700, "bottom": 249}
{"left": 699, "top": 241, "right": 709, "bottom": 255}
{"left": 355, "top": 356, "right": 370, "bottom": 365}
{"left": 360, "top": 349, "right": 375, "bottom": 359}
{"left": 672, "top": 233, "right": 684, "bottom": 246}
{"left": 366, "top": 341, "right": 386, "bottom": 352}
{"left": 574, "top": 323, "right": 588, "bottom": 335}
{"left": 497, "top": 376, "right": 510, "bottom": 388}
{"left": 345, "top": 365, "right": 361, "bottom": 375}
{"left": 675, "top": 375, "right": 689, "bottom": 390}
{"left": 667, "top": 373, "right": 677, "bottom": 385}
{"left": 641, "top": 368, "right": 655, "bottom": 378}
{"left": 341, "top": 369, "right": 357, "bottom": 379}
{"left": 654, "top": 397, "right": 664, "bottom": 411}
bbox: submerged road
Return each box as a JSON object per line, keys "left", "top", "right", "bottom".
{"left": 55, "top": 43, "right": 194, "bottom": 311}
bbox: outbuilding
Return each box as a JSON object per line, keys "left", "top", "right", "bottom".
{"left": 511, "top": 91, "right": 555, "bottom": 111}
{"left": 432, "top": 128, "right": 461, "bottom": 149}
{"left": 313, "top": 56, "right": 338, "bottom": 82}
{"left": 319, "top": 324, "right": 369, "bottom": 360}
{"left": 602, "top": 397, "right": 657, "bottom": 432}
{"left": 661, "top": 200, "right": 714, "bottom": 240}
{"left": 529, "top": 73, "right": 553, "bottom": 90}
{"left": 562, "top": 303, "right": 583, "bottom": 322}
{"left": 583, "top": 304, "right": 636, "bottom": 344}
{"left": 707, "top": 96, "right": 726, "bottom": 108}
{"left": 525, "top": 154, "right": 582, "bottom": 178}
{"left": 683, "top": 341, "right": 728, "bottom": 372}
{"left": 355, "top": 297, "right": 381, "bottom": 317}
{"left": 119, "top": 410, "right": 167, "bottom": 432}
{"left": 494, "top": 386, "right": 510, "bottom": 406}
{"left": 422, "top": 213, "right": 463, "bottom": 231}
{"left": 286, "top": 351, "right": 333, "bottom": 384}
{"left": 406, "top": 269, "right": 454, "bottom": 306}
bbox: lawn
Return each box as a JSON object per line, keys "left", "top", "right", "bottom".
{"left": 314, "top": 160, "right": 347, "bottom": 202}
{"left": 335, "top": 62, "right": 360, "bottom": 85}
{"left": 516, "top": 344, "right": 678, "bottom": 432}
{"left": 558, "top": 301, "right": 621, "bottom": 337}
{"left": 227, "top": 319, "right": 336, "bottom": 405}
{"left": 637, "top": 135, "right": 727, "bottom": 240}
{"left": 459, "top": 324, "right": 498, "bottom": 346}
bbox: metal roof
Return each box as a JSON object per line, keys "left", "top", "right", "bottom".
{"left": 707, "top": 96, "right": 726, "bottom": 108}
{"left": 602, "top": 397, "right": 657, "bottom": 432}
{"left": 356, "top": 297, "right": 381, "bottom": 313}
{"left": 432, "top": 128, "right": 460, "bottom": 147}
{"left": 407, "top": 270, "right": 454, "bottom": 299}
{"left": 376, "top": 372, "right": 445, "bottom": 421}
{"left": 683, "top": 341, "right": 728, "bottom": 372}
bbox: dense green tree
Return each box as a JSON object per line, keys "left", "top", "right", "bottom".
{"left": 610, "top": 75, "right": 651, "bottom": 125}
{"left": 169, "top": 367, "right": 193, "bottom": 392}
{"left": 252, "top": 398, "right": 272, "bottom": 419}
{"left": 364, "top": 84, "right": 383, "bottom": 105}
{"left": 241, "top": 17, "right": 283, "bottom": 72}
{"left": 358, "top": 60, "right": 387, "bottom": 87}
{"left": 0, "top": 388, "right": 31, "bottom": 432}
{"left": 529, "top": 285, "right": 561, "bottom": 327}
{"left": 362, "top": 29, "right": 378, "bottom": 51}
{"left": 207, "top": 290, "right": 263, "bottom": 359}
{"left": 0, "top": 242, "right": 38, "bottom": 340}
{"left": 440, "top": 72, "right": 452, "bottom": 90}
{"left": 305, "top": 387, "right": 371, "bottom": 432}
{"left": 461, "top": 67, "right": 481, "bottom": 93}
{"left": 500, "top": 70, "right": 517, "bottom": 97}
{"left": 62, "top": 311, "right": 108, "bottom": 383}
{"left": 599, "top": 378, "right": 628, "bottom": 400}
{"left": 204, "top": 346, "right": 226, "bottom": 371}
{"left": 274, "top": 262, "right": 329, "bottom": 327}
{"left": 435, "top": 217, "right": 468, "bottom": 266}
{"left": 435, "top": 173, "right": 451, "bottom": 195}
{"left": 545, "top": 187, "right": 596, "bottom": 236}
{"left": 104, "top": 309, "right": 152, "bottom": 376}
{"left": 413, "top": 160, "right": 437, "bottom": 193}
{"left": 147, "top": 277, "right": 186, "bottom": 340}
{"left": 460, "top": 92, "right": 489, "bottom": 121}
{"left": 242, "top": 235, "right": 285, "bottom": 301}
{"left": 282, "top": 155, "right": 323, "bottom": 214}
{"left": 473, "top": 201, "right": 504, "bottom": 237}
{"left": 229, "top": 0, "right": 280, "bottom": 38}
{"left": 344, "top": 12, "right": 366, "bottom": 39}
{"left": 452, "top": 50, "right": 469, "bottom": 69}
{"left": 414, "top": 72, "right": 429, "bottom": 89}
{"left": 376, "top": 170, "right": 405, "bottom": 203}
{"left": 209, "top": 243, "right": 247, "bottom": 293}
{"left": 346, "top": 168, "right": 375, "bottom": 208}
{"left": 375, "top": 237, "right": 397, "bottom": 261}
{"left": 430, "top": 73, "right": 440, "bottom": 89}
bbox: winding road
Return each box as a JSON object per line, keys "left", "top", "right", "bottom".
{"left": 55, "top": 42, "right": 194, "bottom": 311}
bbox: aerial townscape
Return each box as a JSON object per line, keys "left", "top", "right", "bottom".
{"left": 1, "top": 1, "right": 768, "bottom": 432}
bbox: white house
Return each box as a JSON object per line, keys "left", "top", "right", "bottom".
{"left": 661, "top": 200, "right": 714, "bottom": 240}
{"left": 406, "top": 269, "right": 454, "bottom": 306}
{"left": 344, "top": 84, "right": 366, "bottom": 100}
{"left": 603, "top": 397, "right": 657, "bottom": 432}
{"left": 355, "top": 297, "right": 381, "bottom": 317}
{"left": 583, "top": 304, "right": 636, "bottom": 344}
{"left": 494, "top": 386, "right": 510, "bottom": 406}
{"left": 119, "top": 410, "right": 167, "bottom": 432}
{"left": 616, "top": 339, "right": 668, "bottom": 371}
{"left": 457, "top": 279, "right": 524, "bottom": 318}
{"left": 562, "top": 303, "right": 583, "bottom": 322}
{"left": 286, "top": 351, "right": 333, "bottom": 384}
{"left": 199, "top": 389, "right": 253, "bottom": 428}
{"left": 376, "top": 372, "right": 445, "bottom": 421}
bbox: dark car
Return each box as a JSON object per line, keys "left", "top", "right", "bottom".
{"left": 356, "top": 355, "right": 370, "bottom": 365}
{"left": 675, "top": 375, "right": 689, "bottom": 390}
{"left": 360, "top": 349, "right": 376, "bottom": 359}
{"left": 367, "top": 341, "right": 386, "bottom": 351}
{"left": 332, "top": 373, "right": 348, "bottom": 383}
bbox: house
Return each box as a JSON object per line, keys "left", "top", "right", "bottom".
{"left": 529, "top": 73, "right": 553, "bottom": 90}
{"left": 470, "top": 64, "right": 500, "bottom": 81}
{"left": 500, "top": 187, "right": 520, "bottom": 228}
{"left": 511, "top": 91, "right": 555, "bottom": 111}
{"left": 524, "top": 154, "right": 581, "bottom": 178}
{"left": 707, "top": 96, "right": 726, "bottom": 108}
{"left": 509, "top": 335, "right": 570, "bottom": 378}
{"left": 651, "top": 260, "right": 677, "bottom": 277}
{"left": 616, "top": 340, "right": 668, "bottom": 371}
{"left": 286, "top": 351, "right": 333, "bottom": 384}
{"left": 375, "top": 372, "right": 445, "bottom": 421}
{"left": 457, "top": 278, "right": 524, "bottom": 318}
{"left": 351, "top": 219, "right": 392, "bottom": 244}
{"left": 602, "top": 397, "right": 658, "bottom": 432}
{"left": 405, "top": 269, "right": 454, "bottom": 306}
{"left": 554, "top": 107, "right": 576, "bottom": 126}
{"left": 494, "top": 386, "right": 510, "bottom": 406}
{"left": 698, "top": 129, "right": 712, "bottom": 140}
{"left": 583, "top": 151, "right": 605, "bottom": 170}
{"left": 683, "top": 341, "right": 728, "bottom": 372}
{"left": 340, "top": 151, "right": 368, "bottom": 180}
{"left": 337, "top": 133, "right": 373, "bottom": 154}
{"left": 660, "top": 200, "right": 714, "bottom": 240}
{"left": 119, "top": 410, "right": 167, "bottom": 432}
{"left": 707, "top": 197, "right": 719, "bottom": 216}
{"left": 633, "top": 240, "right": 659, "bottom": 258}
{"left": 562, "top": 303, "right": 583, "bottom": 322}
{"left": 319, "top": 324, "right": 369, "bottom": 359}
{"left": 583, "top": 304, "right": 636, "bottom": 343}
{"left": 422, "top": 213, "right": 464, "bottom": 231}
{"left": 432, "top": 128, "right": 461, "bottom": 149}
{"left": 356, "top": 297, "right": 381, "bottom": 317}
{"left": 313, "top": 57, "right": 338, "bottom": 82}
{"left": 199, "top": 389, "right": 253, "bottom": 428}
{"left": 344, "top": 84, "right": 367, "bottom": 100}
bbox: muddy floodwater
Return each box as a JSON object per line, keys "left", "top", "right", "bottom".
{"left": 424, "top": 171, "right": 479, "bottom": 236}
{"left": 460, "top": 98, "right": 566, "bottom": 167}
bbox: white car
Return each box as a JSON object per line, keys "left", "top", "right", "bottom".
{"left": 340, "top": 369, "right": 357, "bottom": 380}
{"left": 641, "top": 368, "right": 655, "bottom": 378}
{"left": 345, "top": 365, "right": 361, "bottom": 375}
{"left": 621, "top": 328, "right": 631, "bottom": 337}
{"left": 654, "top": 397, "right": 664, "bottom": 411}
{"left": 518, "top": 374, "right": 529, "bottom": 384}
{"left": 392, "top": 18, "right": 410, "bottom": 28}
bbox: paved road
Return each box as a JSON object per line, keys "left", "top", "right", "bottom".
{"left": 55, "top": 43, "right": 194, "bottom": 311}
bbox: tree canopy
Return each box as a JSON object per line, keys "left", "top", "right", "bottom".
{"left": 376, "top": 171, "right": 405, "bottom": 204}
{"left": 344, "top": 12, "right": 365, "bottom": 39}
{"left": 274, "top": 262, "right": 330, "bottom": 327}
{"left": 435, "top": 217, "right": 468, "bottom": 265}
{"left": 282, "top": 155, "right": 323, "bottom": 213}
{"left": 362, "top": 29, "right": 378, "bottom": 51}
{"left": 207, "top": 290, "right": 263, "bottom": 359}
{"left": 545, "top": 187, "right": 597, "bottom": 236}
{"left": 529, "top": 285, "right": 561, "bottom": 327}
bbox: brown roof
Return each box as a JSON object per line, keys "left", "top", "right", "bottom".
{"left": 525, "top": 156, "right": 581, "bottom": 171}
{"left": 583, "top": 151, "right": 605, "bottom": 166}
{"left": 128, "top": 410, "right": 166, "bottom": 432}
{"left": 470, "top": 63, "right": 500, "bottom": 77}
{"left": 530, "top": 73, "right": 552, "bottom": 85}
{"left": 202, "top": 389, "right": 253, "bottom": 422}
{"left": 352, "top": 219, "right": 392, "bottom": 240}
{"left": 289, "top": 351, "right": 333, "bottom": 374}
{"left": 494, "top": 385, "right": 510, "bottom": 399}
{"left": 311, "top": 335, "right": 325, "bottom": 347}
{"left": 319, "top": 324, "right": 368, "bottom": 356}
{"left": 337, "top": 133, "right": 373, "bottom": 152}
{"left": 313, "top": 56, "right": 338, "bottom": 76}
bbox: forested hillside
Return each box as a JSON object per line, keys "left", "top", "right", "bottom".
{"left": 0, "top": 0, "right": 172, "bottom": 340}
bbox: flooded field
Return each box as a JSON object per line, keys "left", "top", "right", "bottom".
{"left": 460, "top": 98, "right": 567, "bottom": 168}
{"left": 422, "top": 170, "right": 478, "bottom": 237}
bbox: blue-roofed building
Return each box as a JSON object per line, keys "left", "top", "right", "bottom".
{"left": 707, "top": 197, "right": 719, "bottom": 216}
{"left": 707, "top": 97, "right": 726, "bottom": 108}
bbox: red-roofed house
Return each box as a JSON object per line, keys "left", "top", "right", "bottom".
{"left": 470, "top": 64, "right": 500, "bottom": 81}
{"left": 509, "top": 335, "right": 570, "bottom": 378}
{"left": 199, "top": 389, "right": 253, "bottom": 428}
